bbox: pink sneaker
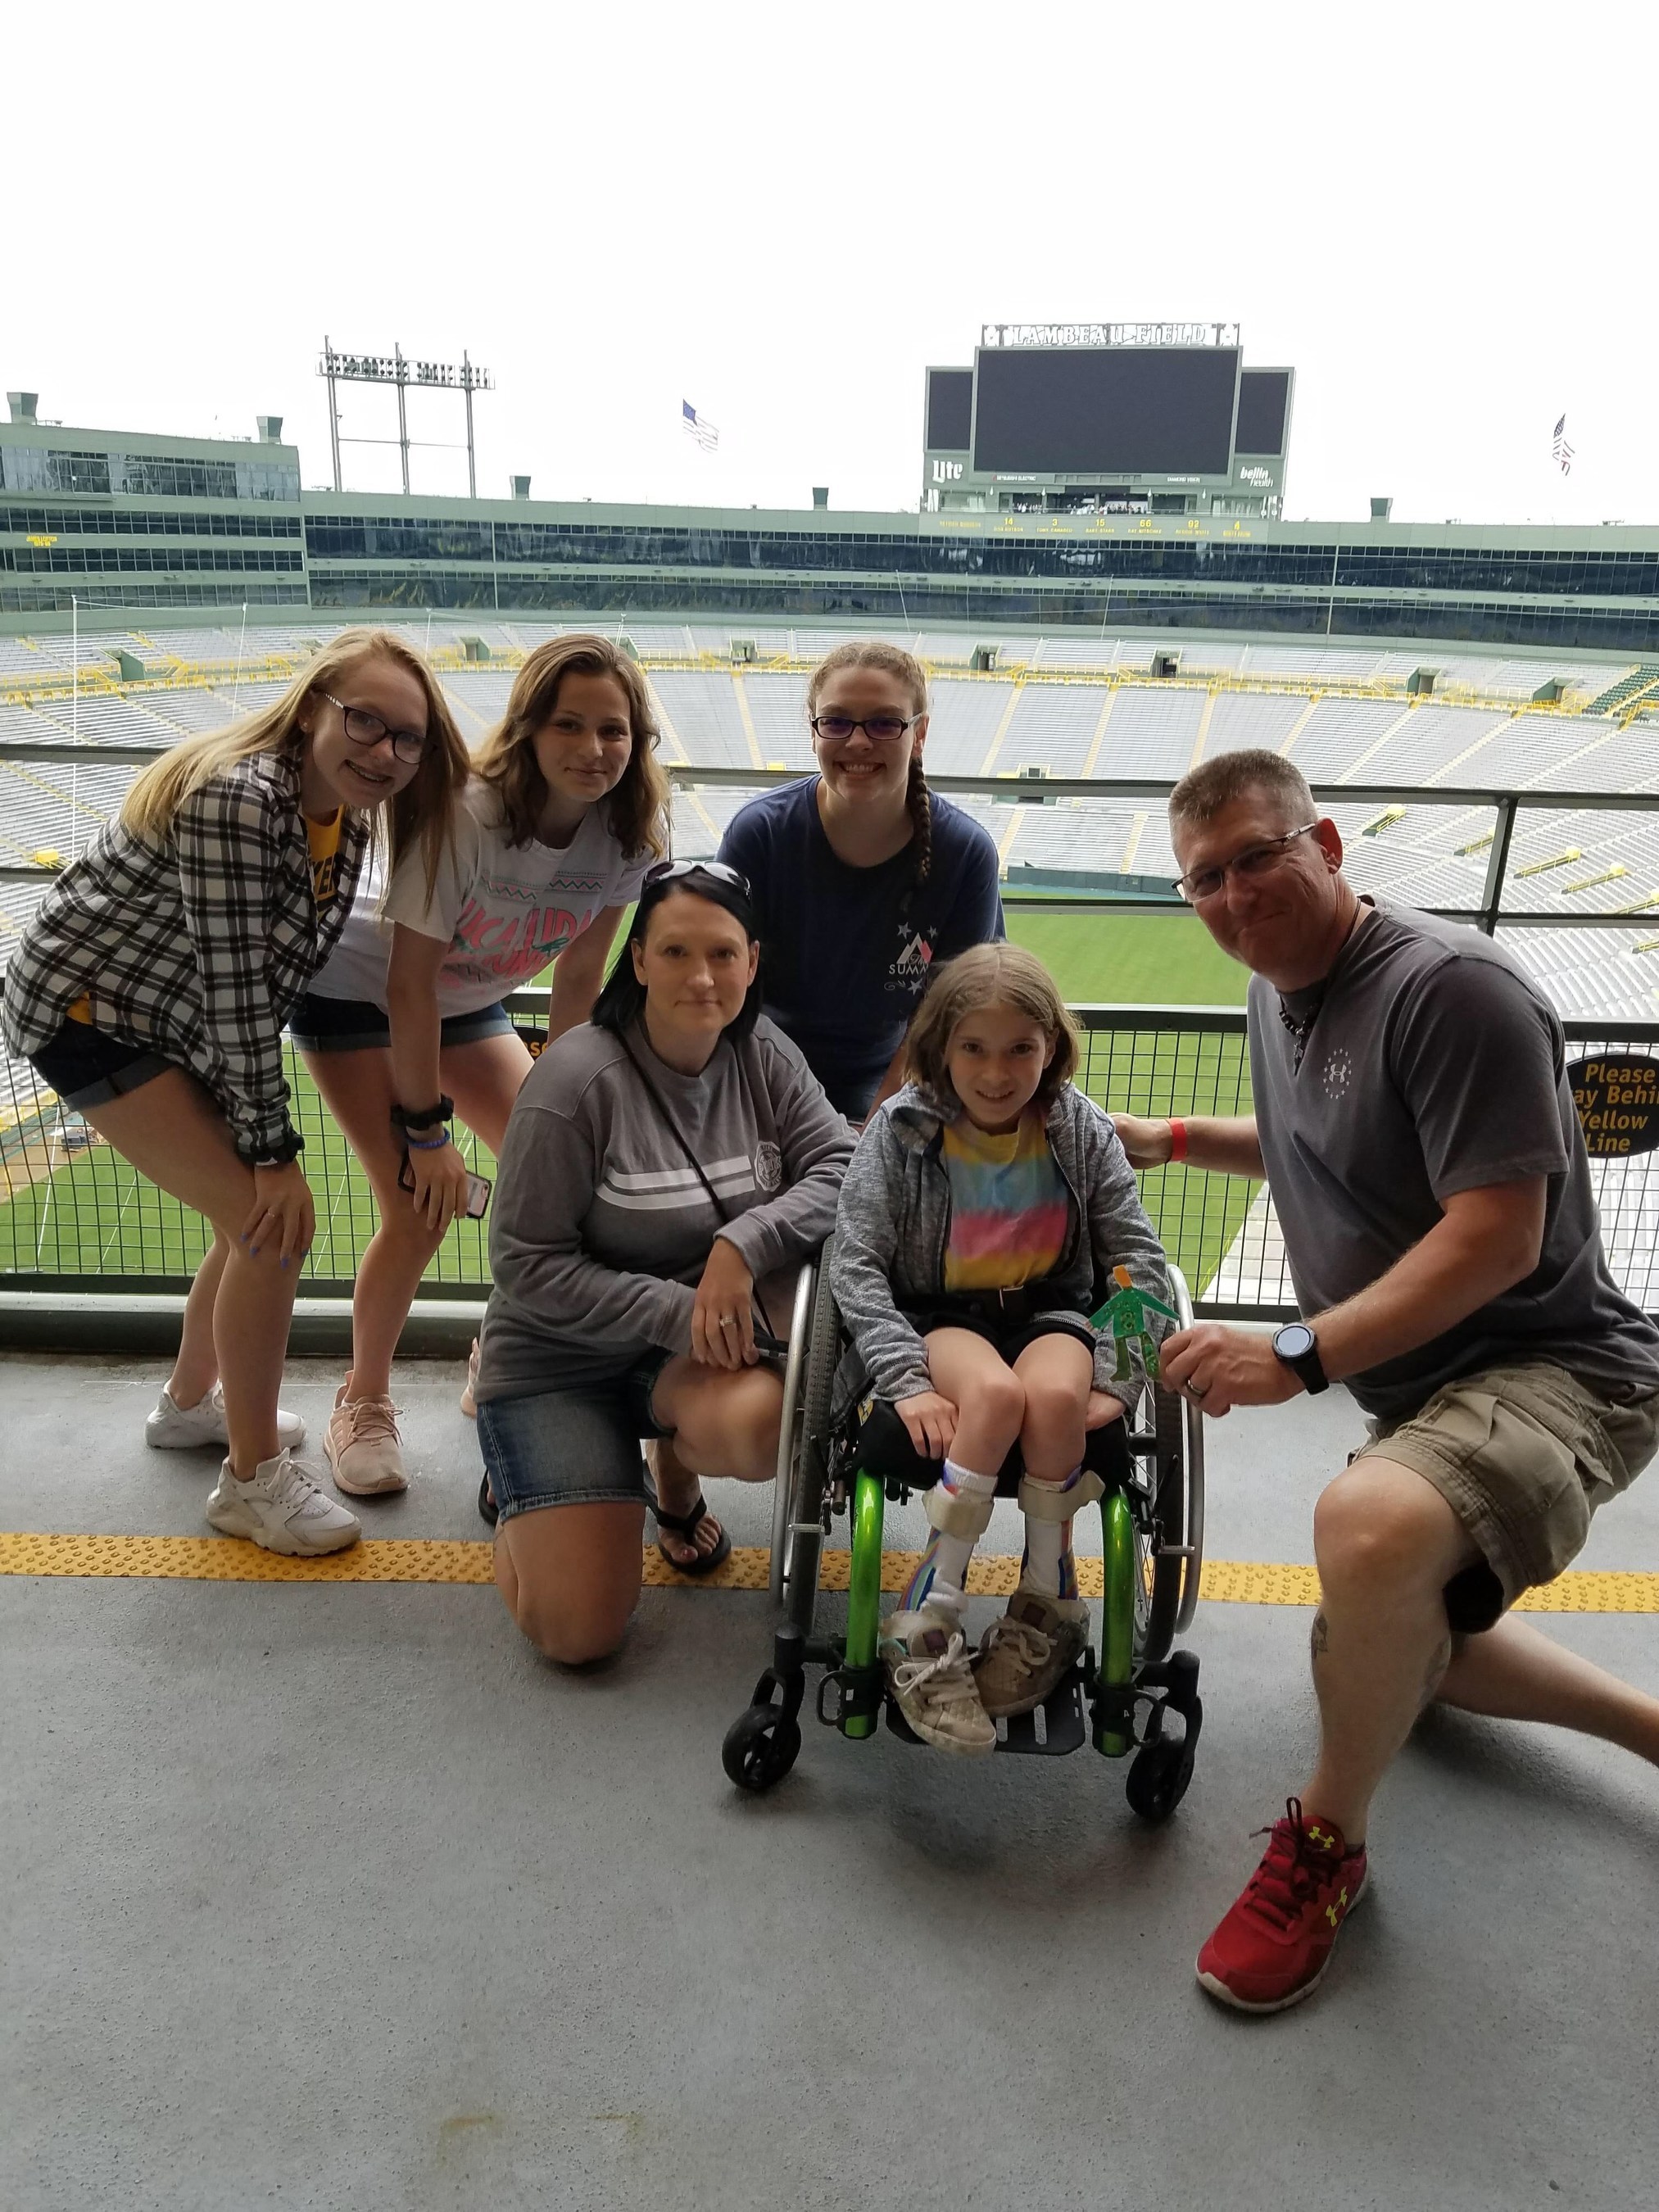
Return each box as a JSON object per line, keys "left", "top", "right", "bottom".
{"left": 323, "top": 1380, "right": 408, "bottom": 1496}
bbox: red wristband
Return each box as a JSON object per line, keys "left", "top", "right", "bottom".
{"left": 1167, "top": 1117, "right": 1188, "bottom": 1164}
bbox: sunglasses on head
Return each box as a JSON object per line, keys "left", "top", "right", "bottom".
{"left": 643, "top": 859, "right": 753, "bottom": 897}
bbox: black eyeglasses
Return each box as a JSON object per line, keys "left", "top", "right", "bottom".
{"left": 644, "top": 859, "right": 753, "bottom": 897}
{"left": 1172, "top": 823, "right": 1320, "bottom": 904}
{"left": 321, "top": 691, "right": 428, "bottom": 767}
{"left": 810, "top": 714, "right": 919, "bottom": 745}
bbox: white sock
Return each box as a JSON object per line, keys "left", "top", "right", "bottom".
{"left": 1020, "top": 1465, "right": 1083, "bottom": 1601}
{"left": 903, "top": 1458, "right": 999, "bottom": 1616}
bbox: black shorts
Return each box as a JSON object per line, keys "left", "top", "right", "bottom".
{"left": 29, "top": 1019, "right": 175, "bottom": 1112}
{"left": 901, "top": 1302, "right": 1098, "bottom": 1367}
{"left": 287, "top": 991, "right": 515, "bottom": 1054}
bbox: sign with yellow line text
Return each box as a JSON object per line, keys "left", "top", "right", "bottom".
{"left": 1566, "top": 1056, "right": 1659, "bottom": 1158}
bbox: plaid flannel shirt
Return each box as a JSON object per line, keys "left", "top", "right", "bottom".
{"left": 2, "top": 745, "right": 369, "bottom": 1163}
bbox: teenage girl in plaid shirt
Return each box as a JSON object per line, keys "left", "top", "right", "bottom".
{"left": 2, "top": 630, "right": 468, "bottom": 1555}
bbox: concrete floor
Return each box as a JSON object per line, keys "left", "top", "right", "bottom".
{"left": 4, "top": 1351, "right": 1658, "bottom": 2212}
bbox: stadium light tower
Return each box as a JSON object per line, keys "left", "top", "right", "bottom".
{"left": 317, "top": 339, "right": 494, "bottom": 496}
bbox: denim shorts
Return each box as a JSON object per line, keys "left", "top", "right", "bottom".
{"left": 29, "top": 1019, "right": 175, "bottom": 1112}
{"left": 475, "top": 1353, "right": 677, "bottom": 1522}
{"left": 288, "top": 992, "right": 515, "bottom": 1054}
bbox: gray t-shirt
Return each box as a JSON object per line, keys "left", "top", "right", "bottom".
{"left": 1249, "top": 900, "right": 1659, "bottom": 1423}
{"left": 477, "top": 1015, "right": 854, "bottom": 1403}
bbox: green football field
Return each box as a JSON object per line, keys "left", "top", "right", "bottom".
{"left": 0, "top": 911, "right": 1257, "bottom": 1298}
{"left": 1004, "top": 905, "right": 1248, "bottom": 1007}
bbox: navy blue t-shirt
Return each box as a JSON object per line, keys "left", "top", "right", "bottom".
{"left": 718, "top": 777, "right": 1004, "bottom": 1117}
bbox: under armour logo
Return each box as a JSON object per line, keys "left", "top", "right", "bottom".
{"left": 1326, "top": 1887, "right": 1349, "bottom": 1928}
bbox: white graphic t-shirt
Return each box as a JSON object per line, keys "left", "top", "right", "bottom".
{"left": 308, "top": 781, "right": 657, "bottom": 1016}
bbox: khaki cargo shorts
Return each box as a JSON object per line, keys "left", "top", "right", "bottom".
{"left": 1352, "top": 1362, "right": 1659, "bottom": 1629}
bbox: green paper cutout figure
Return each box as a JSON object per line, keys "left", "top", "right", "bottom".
{"left": 1093, "top": 1263, "right": 1180, "bottom": 1384}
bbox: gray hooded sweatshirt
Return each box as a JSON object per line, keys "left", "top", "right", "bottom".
{"left": 829, "top": 1081, "right": 1172, "bottom": 1410}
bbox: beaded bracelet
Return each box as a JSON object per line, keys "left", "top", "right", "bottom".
{"left": 406, "top": 1131, "right": 452, "bottom": 1151}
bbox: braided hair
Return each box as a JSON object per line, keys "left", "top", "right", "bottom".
{"left": 807, "top": 640, "right": 931, "bottom": 910}
{"left": 903, "top": 751, "right": 933, "bottom": 912}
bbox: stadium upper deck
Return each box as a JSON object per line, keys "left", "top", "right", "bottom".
{"left": 7, "top": 397, "right": 1659, "bottom": 655}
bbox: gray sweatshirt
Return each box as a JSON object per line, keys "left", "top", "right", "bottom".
{"left": 829, "top": 1081, "right": 1172, "bottom": 1410}
{"left": 476, "top": 1016, "right": 854, "bottom": 1403}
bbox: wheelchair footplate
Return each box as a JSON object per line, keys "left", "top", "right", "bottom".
{"left": 816, "top": 1652, "right": 1088, "bottom": 1755}
{"left": 886, "top": 1666, "right": 1089, "bottom": 1756}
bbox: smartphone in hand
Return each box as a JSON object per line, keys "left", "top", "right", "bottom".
{"left": 397, "top": 1152, "right": 492, "bottom": 1220}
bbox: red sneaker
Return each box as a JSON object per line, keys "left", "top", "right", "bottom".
{"left": 1196, "top": 1798, "right": 1368, "bottom": 2013}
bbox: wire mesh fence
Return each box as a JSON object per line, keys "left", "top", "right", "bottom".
{"left": 2, "top": 1003, "right": 1655, "bottom": 1317}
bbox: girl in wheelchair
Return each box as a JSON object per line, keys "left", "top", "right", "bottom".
{"left": 830, "top": 944, "right": 1173, "bottom": 1754}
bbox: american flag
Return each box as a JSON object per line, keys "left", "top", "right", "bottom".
{"left": 1552, "top": 414, "right": 1575, "bottom": 475}
{"left": 682, "top": 400, "right": 718, "bottom": 452}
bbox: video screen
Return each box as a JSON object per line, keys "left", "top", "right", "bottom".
{"left": 972, "top": 347, "right": 1240, "bottom": 476}
{"left": 926, "top": 368, "right": 975, "bottom": 451}
{"left": 1235, "top": 369, "right": 1291, "bottom": 456}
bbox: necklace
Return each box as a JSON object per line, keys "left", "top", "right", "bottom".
{"left": 1277, "top": 902, "right": 1371, "bottom": 1074}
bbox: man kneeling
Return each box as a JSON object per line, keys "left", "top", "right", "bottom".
{"left": 1117, "top": 749, "right": 1659, "bottom": 2013}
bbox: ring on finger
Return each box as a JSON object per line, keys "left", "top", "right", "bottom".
{"left": 718, "top": 1312, "right": 737, "bottom": 1327}
{"left": 1185, "top": 1379, "right": 1208, "bottom": 1401}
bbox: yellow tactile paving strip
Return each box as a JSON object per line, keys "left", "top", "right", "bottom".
{"left": 2, "top": 1532, "right": 1657, "bottom": 1610}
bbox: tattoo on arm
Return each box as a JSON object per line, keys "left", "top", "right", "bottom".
{"left": 1310, "top": 1610, "right": 1330, "bottom": 1661}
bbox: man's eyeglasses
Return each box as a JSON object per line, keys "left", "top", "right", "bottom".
{"left": 810, "top": 714, "right": 919, "bottom": 745}
{"left": 1172, "top": 823, "right": 1320, "bottom": 904}
{"left": 321, "top": 691, "right": 428, "bottom": 767}
{"left": 644, "top": 858, "right": 753, "bottom": 897}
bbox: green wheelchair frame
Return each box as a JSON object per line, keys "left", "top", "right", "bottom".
{"left": 723, "top": 1244, "right": 1206, "bottom": 1820}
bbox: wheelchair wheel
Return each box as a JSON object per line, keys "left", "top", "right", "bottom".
{"left": 780, "top": 1249, "right": 841, "bottom": 1633}
{"left": 768, "top": 1260, "right": 819, "bottom": 1607}
{"left": 1125, "top": 1734, "right": 1195, "bottom": 1824}
{"left": 1133, "top": 1264, "right": 1204, "bottom": 1657}
{"left": 722, "top": 1703, "right": 802, "bottom": 1793}
{"left": 1135, "top": 1385, "right": 1185, "bottom": 1666}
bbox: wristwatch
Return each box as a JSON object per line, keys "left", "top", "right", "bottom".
{"left": 1272, "top": 1321, "right": 1329, "bottom": 1395}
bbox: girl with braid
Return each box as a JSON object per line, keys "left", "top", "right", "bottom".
{"left": 717, "top": 641, "right": 1003, "bottom": 1122}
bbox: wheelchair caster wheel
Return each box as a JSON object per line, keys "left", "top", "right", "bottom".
{"left": 1126, "top": 1736, "right": 1194, "bottom": 1824}
{"left": 722, "top": 1703, "right": 802, "bottom": 1793}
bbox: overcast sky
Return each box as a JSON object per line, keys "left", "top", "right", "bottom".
{"left": 11, "top": 1, "right": 1657, "bottom": 525}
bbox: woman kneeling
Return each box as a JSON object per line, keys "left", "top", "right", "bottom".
{"left": 476, "top": 862, "right": 853, "bottom": 1662}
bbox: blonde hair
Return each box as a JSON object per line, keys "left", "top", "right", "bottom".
{"left": 120, "top": 627, "right": 468, "bottom": 893}
{"left": 806, "top": 640, "right": 934, "bottom": 895}
{"left": 903, "top": 942, "right": 1078, "bottom": 1109}
{"left": 473, "top": 633, "right": 671, "bottom": 858}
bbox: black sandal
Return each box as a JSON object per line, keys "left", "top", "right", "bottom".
{"left": 644, "top": 1480, "right": 732, "bottom": 1577}
{"left": 478, "top": 1471, "right": 499, "bottom": 1529}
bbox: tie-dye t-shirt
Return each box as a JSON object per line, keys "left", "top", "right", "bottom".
{"left": 941, "top": 1109, "right": 1071, "bottom": 1292}
{"left": 308, "top": 779, "right": 657, "bottom": 1016}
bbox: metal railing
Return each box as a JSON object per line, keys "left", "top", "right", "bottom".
{"left": 3, "top": 1001, "right": 1655, "bottom": 1320}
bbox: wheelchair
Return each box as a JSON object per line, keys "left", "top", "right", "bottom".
{"left": 723, "top": 1242, "right": 1206, "bottom": 1821}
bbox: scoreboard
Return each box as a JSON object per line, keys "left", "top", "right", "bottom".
{"left": 922, "top": 324, "right": 1293, "bottom": 519}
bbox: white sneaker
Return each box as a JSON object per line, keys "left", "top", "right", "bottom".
{"left": 881, "top": 1604, "right": 996, "bottom": 1757}
{"left": 146, "top": 1383, "right": 306, "bottom": 1453}
{"left": 323, "top": 1381, "right": 409, "bottom": 1496}
{"left": 205, "top": 1452, "right": 362, "bottom": 1557}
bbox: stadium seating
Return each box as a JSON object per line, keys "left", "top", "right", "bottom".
{"left": 1, "top": 623, "right": 1656, "bottom": 1063}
